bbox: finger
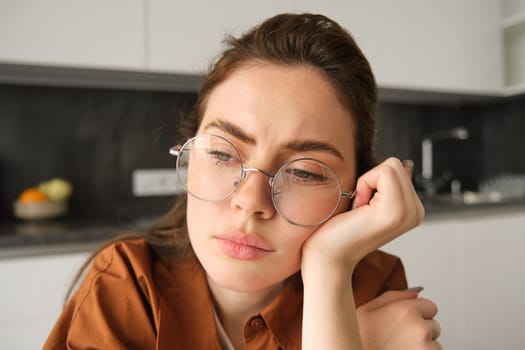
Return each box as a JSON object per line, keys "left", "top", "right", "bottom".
{"left": 387, "top": 158, "right": 418, "bottom": 203}
{"left": 352, "top": 176, "right": 376, "bottom": 209}
{"left": 402, "top": 159, "right": 414, "bottom": 179}
{"left": 413, "top": 297, "right": 439, "bottom": 319}
{"left": 361, "top": 158, "right": 424, "bottom": 227}
{"left": 377, "top": 158, "right": 417, "bottom": 208}
{"left": 353, "top": 160, "right": 405, "bottom": 209}
{"left": 388, "top": 158, "right": 425, "bottom": 224}
{"left": 428, "top": 319, "right": 441, "bottom": 340}
{"left": 405, "top": 286, "right": 424, "bottom": 293}
{"left": 345, "top": 162, "right": 417, "bottom": 251}
{"left": 431, "top": 340, "right": 443, "bottom": 350}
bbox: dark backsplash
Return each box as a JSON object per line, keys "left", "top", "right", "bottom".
{"left": 0, "top": 83, "right": 523, "bottom": 222}
{"left": 0, "top": 84, "right": 196, "bottom": 222}
{"left": 376, "top": 97, "right": 525, "bottom": 193}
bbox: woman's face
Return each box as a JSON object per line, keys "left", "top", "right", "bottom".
{"left": 186, "top": 61, "right": 357, "bottom": 292}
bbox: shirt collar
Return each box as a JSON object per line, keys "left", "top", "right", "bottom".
{"left": 259, "top": 272, "right": 303, "bottom": 349}
{"left": 155, "top": 256, "right": 304, "bottom": 350}
{"left": 155, "top": 257, "right": 222, "bottom": 350}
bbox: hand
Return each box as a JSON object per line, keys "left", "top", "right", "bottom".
{"left": 302, "top": 157, "right": 425, "bottom": 272}
{"left": 357, "top": 289, "right": 442, "bottom": 350}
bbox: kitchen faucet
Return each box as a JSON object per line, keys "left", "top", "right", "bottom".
{"left": 418, "top": 127, "right": 469, "bottom": 197}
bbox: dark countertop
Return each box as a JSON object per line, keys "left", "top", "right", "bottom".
{"left": 1, "top": 198, "right": 524, "bottom": 259}
{"left": 0, "top": 217, "right": 151, "bottom": 259}
{"left": 419, "top": 194, "right": 525, "bottom": 221}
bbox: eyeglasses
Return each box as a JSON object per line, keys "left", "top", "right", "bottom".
{"left": 169, "top": 134, "right": 355, "bottom": 226}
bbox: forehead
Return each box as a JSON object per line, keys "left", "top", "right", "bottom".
{"left": 200, "top": 62, "right": 355, "bottom": 162}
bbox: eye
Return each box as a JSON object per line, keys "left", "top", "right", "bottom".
{"left": 209, "top": 150, "right": 231, "bottom": 161}
{"left": 293, "top": 169, "right": 320, "bottom": 179}
{"left": 206, "top": 149, "right": 239, "bottom": 166}
{"left": 286, "top": 168, "right": 327, "bottom": 184}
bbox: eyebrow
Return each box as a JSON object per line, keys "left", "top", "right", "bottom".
{"left": 203, "top": 118, "right": 344, "bottom": 160}
{"left": 203, "top": 119, "right": 256, "bottom": 145}
{"left": 284, "top": 140, "right": 344, "bottom": 160}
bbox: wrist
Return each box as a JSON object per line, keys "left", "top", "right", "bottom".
{"left": 301, "top": 250, "right": 355, "bottom": 288}
{"left": 301, "top": 253, "right": 363, "bottom": 350}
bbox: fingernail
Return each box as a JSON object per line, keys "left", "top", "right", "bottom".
{"left": 402, "top": 159, "right": 414, "bottom": 170}
{"left": 405, "top": 286, "right": 424, "bottom": 293}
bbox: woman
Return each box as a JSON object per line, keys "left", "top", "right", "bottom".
{"left": 45, "top": 13, "right": 439, "bottom": 350}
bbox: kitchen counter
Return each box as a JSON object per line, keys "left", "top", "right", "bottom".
{"left": 0, "top": 218, "right": 148, "bottom": 259}
{"left": 1, "top": 198, "right": 524, "bottom": 260}
{"left": 420, "top": 194, "right": 525, "bottom": 221}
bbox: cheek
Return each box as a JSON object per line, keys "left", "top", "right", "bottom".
{"left": 277, "top": 224, "right": 318, "bottom": 253}
{"left": 274, "top": 225, "right": 318, "bottom": 273}
{"left": 187, "top": 195, "right": 213, "bottom": 222}
{"left": 186, "top": 196, "right": 211, "bottom": 244}
{"left": 336, "top": 197, "right": 352, "bottom": 214}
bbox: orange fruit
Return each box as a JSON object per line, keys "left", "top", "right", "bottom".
{"left": 18, "top": 187, "right": 50, "bottom": 203}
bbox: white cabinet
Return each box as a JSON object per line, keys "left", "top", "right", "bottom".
{"left": 0, "top": 252, "right": 89, "bottom": 349}
{"left": 382, "top": 217, "right": 464, "bottom": 349}
{"left": 148, "top": 0, "right": 294, "bottom": 74}
{"left": 149, "top": 0, "right": 503, "bottom": 93}
{"left": 0, "top": 0, "right": 144, "bottom": 70}
{"left": 0, "top": 1, "right": 507, "bottom": 94}
{"left": 383, "top": 209, "right": 525, "bottom": 350}
{"left": 292, "top": 0, "right": 503, "bottom": 93}
{"left": 502, "top": 0, "right": 525, "bottom": 94}
{"left": 459, "top": 212, "right": 525, "bottom": 349}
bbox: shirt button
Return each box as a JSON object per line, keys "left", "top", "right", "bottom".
{"left": 250, "top": 316, "right": 265, "bottom": 331}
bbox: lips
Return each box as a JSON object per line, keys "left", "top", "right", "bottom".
{"left": 214, "top": 231, "right": 274, "bottom": 260}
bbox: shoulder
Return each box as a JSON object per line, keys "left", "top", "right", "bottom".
{"left": 80, "top": 237, "right": 159, "bottom": 314}
{"left": 90, "top": 237, "right": 155, "bottom": 277}
{"left": 77, "top": 237, "right": 160, "bottom": 313}
{"left": 44, "top": 238, "right": 159, "bottom": 349}
{"left": 352, "top": 250, "right": 407, "bottom": 306}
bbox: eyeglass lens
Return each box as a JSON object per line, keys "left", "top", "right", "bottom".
{"left": 176, "top": 134, "right": 345, "bottom": 226}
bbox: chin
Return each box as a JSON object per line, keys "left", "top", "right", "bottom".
{"left": 195, "top": 245, "right": 296, "bottom": 294}
{"left": 203, "top": 254, "right": 290, "bottom": 292}
{"left": 210, "top": 271, "right": 275, "bottom": 293}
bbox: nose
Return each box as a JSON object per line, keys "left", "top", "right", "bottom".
{"left": 229, "top": 168, "right": 276, "bottom": 220}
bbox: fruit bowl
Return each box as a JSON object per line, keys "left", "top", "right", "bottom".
{"left": 14, "top": 200, "right": 68, "bottom": 221}
{"left": 14, "top": 178, "right": 73, "bottom": 221}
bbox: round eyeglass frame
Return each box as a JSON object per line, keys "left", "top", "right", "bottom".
{"left": 169, "top": 134, "right": 356, "bottom": 226}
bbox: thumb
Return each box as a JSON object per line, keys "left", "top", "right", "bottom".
{"left": 359, "top": 287, "right": 423, "bottom": 311}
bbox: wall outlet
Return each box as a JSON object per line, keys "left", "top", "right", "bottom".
{"left": 132, "top": 169, "right": 183, "bottom": 197}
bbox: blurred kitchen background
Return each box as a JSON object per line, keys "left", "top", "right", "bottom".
{"left": 0, "top": 84, "right": 524, "bottom": 221}
{"left": 0, "top": 0, "right": 524, "bottom": 349}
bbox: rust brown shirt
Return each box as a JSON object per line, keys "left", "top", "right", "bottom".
{"left": 44, "top": 239, "right": 407, "bottom": 350}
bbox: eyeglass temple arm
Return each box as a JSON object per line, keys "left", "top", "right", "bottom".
{"left": 169, "top": 145, "right": 182, "bottom": 157}
{"left": 341, "top": 190, "right": 356, "bottom": 199}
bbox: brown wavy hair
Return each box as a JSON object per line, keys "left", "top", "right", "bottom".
{"left": 66, "top": 13, "right": 378, "bottom": 302}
